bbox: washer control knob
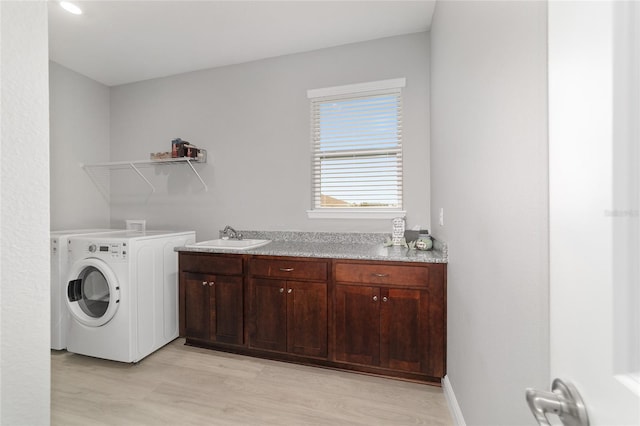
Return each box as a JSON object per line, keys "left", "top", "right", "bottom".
{"left": 88, "top": 244, "right": 97, "bottom": 253}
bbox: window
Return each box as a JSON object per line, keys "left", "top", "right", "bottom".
{"left": 307, "top": 78, "right": 406, "bottom": 219}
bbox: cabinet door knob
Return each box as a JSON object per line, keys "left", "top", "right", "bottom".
{"left": 382, "top": 296, "right": 388, "bottom": 302}
{"left": 209, "top": 281, "right": 215, "bottom": 286}
{"left": 279, "top": 288, "right": 284, "bottom": 293}
{"left": 201, "top": 281, "right": 207, "bottom": 286}
{"left": 287, "top": 288, "right": 292, "bottom": 294}
{"left": 373, "top": 295, "right": 378, "bottom": 302}
{"left": 279, "top": 267, "right": 294, "bottom": 272}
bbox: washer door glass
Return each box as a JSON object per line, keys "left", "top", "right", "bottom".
{"left": 67, "top": 259, "right": 120, "bottom": 327}
{"left": 76, "top": 266, "right": 109, "bottom": 318}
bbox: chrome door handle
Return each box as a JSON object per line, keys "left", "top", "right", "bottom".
{"left": 526, "top": 378, "right": 589, "bottom": 426}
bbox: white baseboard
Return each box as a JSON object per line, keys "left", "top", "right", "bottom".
{"left": 442, "top": 375, "right": 466, "bottom": 426}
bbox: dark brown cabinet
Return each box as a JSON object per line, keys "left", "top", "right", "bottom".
{"left": 248, "top": 257, "right": 328, "bottom": 358}
{"left": 333, "top": 260, "right": 446, "bottom": 380}
{"left": 179, "top": 253, "right": 244, "bottom": 346}
{"left": 183, "top": 272, "right": 243, "bottom": 345}
{"left": 248, "top": 278, "right": 287, "bottom": 352}
{"left": 179, "top": 252, "right": 446, "bottom": 384}
{"left": 334, "top": 284, "right": 380, "bottom": 365}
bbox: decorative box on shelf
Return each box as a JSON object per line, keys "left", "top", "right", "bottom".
{"left": 150, "top": 151, "right": 172, "bottom": 160}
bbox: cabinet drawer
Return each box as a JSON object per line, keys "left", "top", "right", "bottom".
{"left": 249, "top": 257, "right": 328, "bottom": 281}
{"left": 180, "top": 253, "right": 243, "bottom": 275}
{"left": 335, "top": 262, "right": 428, "bottom": 286}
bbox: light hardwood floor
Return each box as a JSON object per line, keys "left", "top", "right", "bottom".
{"left": 52, "top": 339, "right": 453, "bottom": 425}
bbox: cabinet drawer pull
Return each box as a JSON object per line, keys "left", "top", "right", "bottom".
{"left": 279, "top": 267, "right": 295, "bottom": 272}
{"left": 373, "top": 295, "right": 378, "bottom": 302}
{"left": 372, "top": 273, "right": 389, "bottom": 278}
{"left": 279, "top": 287, "right": 284, "bottom": 293}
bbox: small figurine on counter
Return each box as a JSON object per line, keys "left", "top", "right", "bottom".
{"left": 415, "top": 236, "right": 433, "bottom": 251}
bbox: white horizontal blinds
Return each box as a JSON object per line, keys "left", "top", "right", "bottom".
{"left": 311, "top": 88, "right": 403, "bottom": 209}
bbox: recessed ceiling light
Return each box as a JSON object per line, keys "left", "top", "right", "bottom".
{"left": 60, "top": 1, "right": 82, "bottom": 15}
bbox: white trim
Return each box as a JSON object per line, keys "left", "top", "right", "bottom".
{"left": 306, "top": 209, "right": 406, "bottom": 220}
{"left": 442, "top": 375, "right": 466, "bottom": 426}
{"left": 307, "top": 78, "right": 406, "bottom": 99}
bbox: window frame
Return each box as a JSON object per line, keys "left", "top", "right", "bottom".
{"left": 306, "top": 78, "right": 407, "bottom": 220}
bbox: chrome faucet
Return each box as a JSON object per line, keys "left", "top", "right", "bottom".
{"left": 221, "top": 225, "right": 242, "bottom": 240}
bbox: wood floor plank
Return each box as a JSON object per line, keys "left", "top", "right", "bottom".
{"left": 52, "top": 339, "right": 452, "bottom": 425}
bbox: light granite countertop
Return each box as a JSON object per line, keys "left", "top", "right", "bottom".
{"left": 176, "top": 231, "right": 448, "bottom": 264}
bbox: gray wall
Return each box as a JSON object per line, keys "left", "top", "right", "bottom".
{"left": 49, "top": 61, "right": 111, "bottom": 230}
{"left": 429, "top": 2, "right": 549, "bottom": 425}
{"left": 108, "top": 33, "right": 430, "bottom": 239}
{"left": 1, "top": 2, "right": 51, "bottom": 423}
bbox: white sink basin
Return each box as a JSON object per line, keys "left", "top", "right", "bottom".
{"left": 186, "top": 238, "right": 271, "bottom": 250}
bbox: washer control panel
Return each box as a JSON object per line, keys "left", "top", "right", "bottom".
{"left": 84, "top": 241, "right": 127, "bottom": 259}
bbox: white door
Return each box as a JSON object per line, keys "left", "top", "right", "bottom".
{"left": 546, "top": 1, "right": 640, "bottom": 424}
{"left": 66, "top": 258, "right": 120, "bottom": 327}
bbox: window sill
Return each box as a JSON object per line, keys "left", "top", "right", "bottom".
{"left": 306, "top": 209, "right": 406, "bottom": 220}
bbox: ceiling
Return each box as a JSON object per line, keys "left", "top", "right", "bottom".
{"left": 48, "top": 1, "right": 436, "bottom": 87}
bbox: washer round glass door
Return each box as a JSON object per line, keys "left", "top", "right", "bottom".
{"left": 66, "top": 258, "right": 120, "bottom": 327}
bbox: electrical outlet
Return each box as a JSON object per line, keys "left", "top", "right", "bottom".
{"left": 439, "top": 208, "right": 444, "bottom": 226}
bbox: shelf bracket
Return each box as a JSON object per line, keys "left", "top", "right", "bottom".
{"left": 184, "top": 158, "right": 208, "bottom": 191}
{"left": 128, "top": 162, "right": 156, "bottom": 192}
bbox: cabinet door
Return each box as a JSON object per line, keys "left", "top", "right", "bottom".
{"left": 334, "top": 284, "right": 380, "bottom": 365}
{"left": 286, "top": 281, "right": 327, "bottom": 358}
{"left": 210, "top": 275, "right": 243, "bottom": 345}
{"left": 184, "top": 272, "right": 213, "bottom": 340}
{"left": 379, "top": 288, "right": 429, "bottom": 374}
{"left": 249, "top": 278, "right": 287, "bottom": 352}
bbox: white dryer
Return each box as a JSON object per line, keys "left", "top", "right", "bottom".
{"left": 50, "top": 228, "right": 125, "bottom": 350}
{"left": 65, "top": 230, "right": 195, "bottom": 363}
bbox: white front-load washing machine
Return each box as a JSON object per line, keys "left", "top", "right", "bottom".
{"left": 50, "top": 228, "right": 126, "bottom": 350}
{"left": 65, "top": 230, "right": 195, "bottom": 362}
